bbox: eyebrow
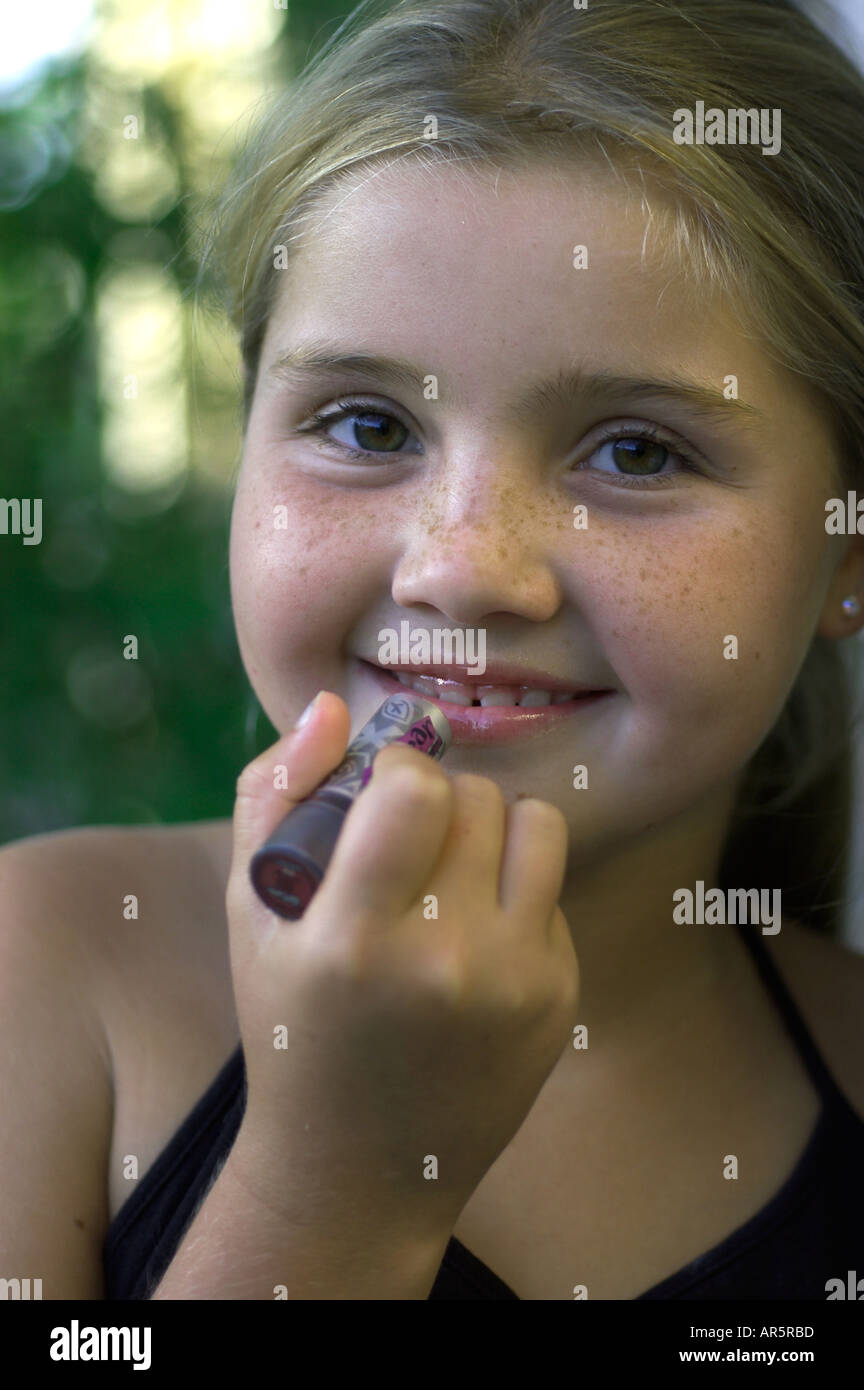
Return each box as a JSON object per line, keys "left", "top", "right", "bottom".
{"left": 265, "top": 342, "right": 765, "bottom": 432}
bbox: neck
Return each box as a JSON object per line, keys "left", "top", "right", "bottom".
{"left": 553, "top": 778, "right": 749, "bottom": 1069}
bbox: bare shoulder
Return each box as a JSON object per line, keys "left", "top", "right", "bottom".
{"left": 0, "top": 819, "right": 236, "bottom": 1295}
{"left": 764, "top": 919, "right": 864, "bottom": 1121}
{"left": 0, "top": 818, "right": 234, "bottom": 1020}
{"left": 0, "top": 816, "right": 232, "bottom": 926}
{"left": 184, "top": 817, "right": 235, "bottom": 891}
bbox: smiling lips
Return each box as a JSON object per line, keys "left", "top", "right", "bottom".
{"left": 361, "top": 658, "right": 613, "bottom": 744}
{"left": 389, "top": 669, "right": 583, "bottom": 707}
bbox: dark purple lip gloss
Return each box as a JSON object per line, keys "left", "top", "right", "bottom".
{"left": 250, "top": 692, "right": 452, "bottom": 920}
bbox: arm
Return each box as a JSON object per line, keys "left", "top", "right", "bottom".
{"left": 149, "top": 1125, "right": 454, "bottom": 1300}
{"left": 0, "top": 837, "right": 115, "bottom": 1300}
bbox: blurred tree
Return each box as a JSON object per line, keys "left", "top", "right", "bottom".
{"left": 0, "top": 1, "right": 354, "bottom": 843}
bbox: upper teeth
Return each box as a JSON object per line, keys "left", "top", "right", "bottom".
{"left": 389, "top": 669, "right": 578, "bottom": 706}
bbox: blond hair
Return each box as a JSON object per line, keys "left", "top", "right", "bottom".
{"left": 196, "top": 0, "right": 864, "bottom": 938}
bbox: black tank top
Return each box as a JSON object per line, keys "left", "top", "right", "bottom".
{"left": 103, "top": 921, "right": 864, "bottom": 1299}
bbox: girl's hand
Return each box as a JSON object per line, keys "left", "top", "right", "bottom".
{"left": 225, "top": 690, "right": 580, "bottom": 1236}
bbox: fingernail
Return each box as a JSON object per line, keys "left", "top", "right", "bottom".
{"left": 294, "top": 691, "right": 324, "bottom": 729}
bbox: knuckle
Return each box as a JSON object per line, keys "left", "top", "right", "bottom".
{"left": 305, "top": 928, "right": 366, "bottom": 981}
{"left": 450, "top": 772, "right": 505, "bottom": 807}
{"left": 234, "top": 764, "right": 256, "bottom": 799}
{"left": 235, "top": 755, "right": 270, "bottom": 800}
{"left": 513, "top": 797, "right": 567, "bottom": 833}
{"left": 496, "top": 973, "right": 542, "bottom": 1016}
{"left": 376, "top": 757, "right": 450, "bottom": 807}
{"left": 416, "top": 943, "right": 467, "bottom": 1001}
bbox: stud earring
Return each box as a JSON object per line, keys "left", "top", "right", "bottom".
{"left": 842, "top": 595, "right": 862, "bottom": 617}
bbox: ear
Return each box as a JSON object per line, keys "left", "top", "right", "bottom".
{"left": 817, "top": 531, "right": 864, "bottom": 640}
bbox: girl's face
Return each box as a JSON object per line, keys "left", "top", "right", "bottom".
{"left": 230, "top": 159, "right": 855, "bottom": 870}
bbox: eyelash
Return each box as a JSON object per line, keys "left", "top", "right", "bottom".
{"left": 297, "top": 396, "right": 703, "bottom": 488}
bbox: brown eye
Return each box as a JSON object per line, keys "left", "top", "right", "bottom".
{"left": 336, "top": 409, "right": 408, "bottom": 453}
{"left": 609, "top": 438, "right": 670, "bottom": 475}
{"left": 300, "top": 400, "right": 414, "bottom": 460}
{"left": 574, "top": 426, "right": 701, "bottom": 489}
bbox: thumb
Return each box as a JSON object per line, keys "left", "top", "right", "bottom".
{"left": 229, "top": 690, "right": 353, "bottom": 880}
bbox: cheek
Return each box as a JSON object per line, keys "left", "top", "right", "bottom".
{"left": 593, "top": 519, "right": 822, "bottom": 737}
{"left": 229, "top": 469, "right": 386, "bottom": 645}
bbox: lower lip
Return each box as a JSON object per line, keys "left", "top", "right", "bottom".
{"left": 358, "top": 661, "right": 614, "bottom": 746}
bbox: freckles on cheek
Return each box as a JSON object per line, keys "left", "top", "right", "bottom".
{"left": 597, "top": 533, "right": 782, "bottom": 712}
{"left": 606, "top": 524, "right": 820, "bottom": 781}
{"left": 236, "top": 477, "right": 354, "bottom": 576}
{"left": 233, "top": 476, "right": 391, "bottom": 635}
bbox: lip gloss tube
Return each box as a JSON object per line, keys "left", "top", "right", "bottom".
{"left": 250, "top": 692, "right": 452, "bottom": 920}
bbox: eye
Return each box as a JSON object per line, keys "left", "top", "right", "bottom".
{"left": 295, "top": 398, "right": 705, "bottom": 486}
{"left": 296, "top": 398, "right": 414, "bottom": 461}
{"left": 577, "top": 426, "right": 702, "bottom": 489}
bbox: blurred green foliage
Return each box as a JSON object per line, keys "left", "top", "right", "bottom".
{"left": 0, "top": 2, "right": 352, "bottom": 844}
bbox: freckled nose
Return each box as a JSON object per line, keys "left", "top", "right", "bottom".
{"left": 390, "top": 485, "right": 562, "bottom": 625}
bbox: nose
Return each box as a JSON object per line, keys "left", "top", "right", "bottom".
{"left": 390, "top": 459, "right": 564, "bottom": 626}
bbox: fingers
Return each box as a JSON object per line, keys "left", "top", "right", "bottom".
{"left": 252, "top": 719, "right": 569, "bottom": 936}
{"left": 497, "top": 798, "right": 569, "bottom": 924}
{"left": 419, "top": 771, "right": 507, "bottom": 910}
{"left": 230, "top": 692, "right": 352, "bottom": 876}
{"left": 312, "top": 743, "right": 454, "bottom": 926}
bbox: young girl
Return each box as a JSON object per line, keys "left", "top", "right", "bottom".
{"left": 4, "top": 0, "right": 864, "bottom": 1301}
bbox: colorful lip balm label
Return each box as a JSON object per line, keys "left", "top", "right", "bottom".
{"left": 322, "top": 693, "right": 451, "bottom": 798}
